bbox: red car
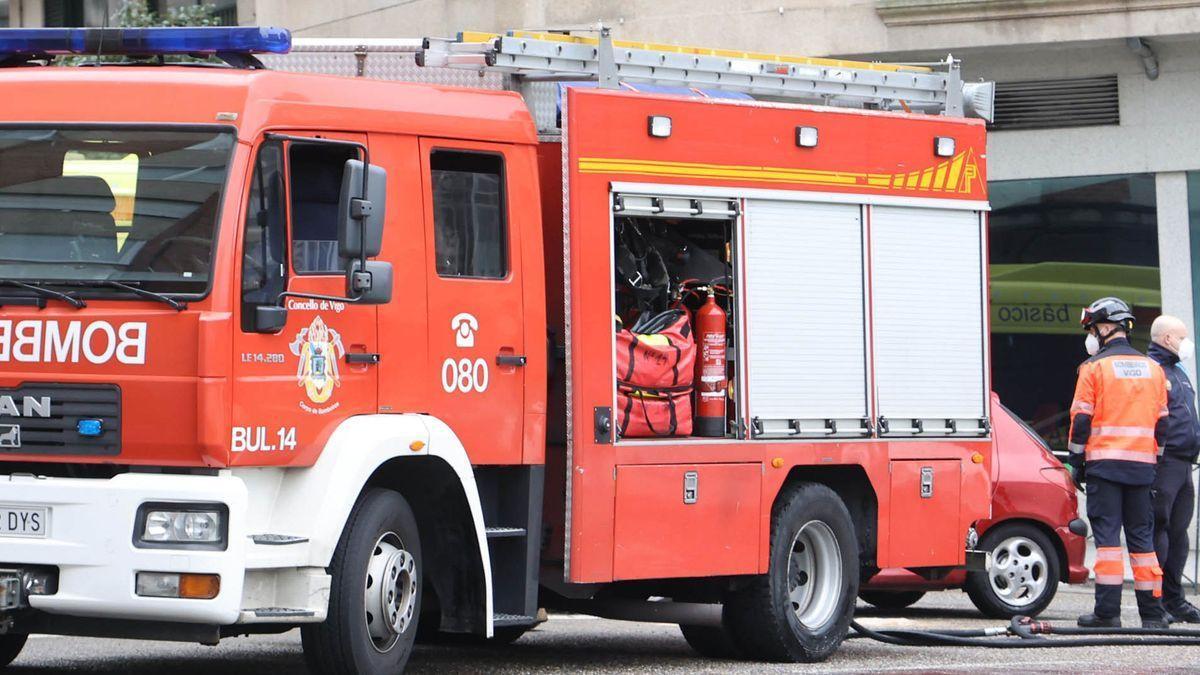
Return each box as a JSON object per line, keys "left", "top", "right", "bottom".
{"left": 860, "top": 395, "right": 1090, "bottom": 618}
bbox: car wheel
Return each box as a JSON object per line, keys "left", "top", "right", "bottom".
{"left": 302, "top": 488, "right": 423, "bottom": 675}
{"left": 858, "top": 590, "right": 926, "bottom": 611}
{"left": 0, "top": 634, "right": 27, "bottom": 669}
{"left": 679, "top": 623, "right": 742, "bottom": 659}
{"left": 722, "top": 482, "right": 858, "bottom": 663}
{"left": 965, "top": 522, "right": 1059, "bottom": 619}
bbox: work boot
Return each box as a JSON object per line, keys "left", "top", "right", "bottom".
{"left": 1077, "top": 613, "right": 1121, "bottom": 628}
{"left": 1167, "top": 601, "right": 1200, "bottom": 624}
{"left": 1142, "top": 616, "right": 1170, "bottom": 630}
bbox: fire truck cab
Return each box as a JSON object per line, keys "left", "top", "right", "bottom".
{"left": 0, "top": 27, "right": 996, "bottom": 673}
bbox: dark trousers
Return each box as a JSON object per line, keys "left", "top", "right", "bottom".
{"left": 1153, "top": 457, "right": 1196, "bottom": 610}
{"left": 1087, "top": 476, "right": 1165, "bottom": 619}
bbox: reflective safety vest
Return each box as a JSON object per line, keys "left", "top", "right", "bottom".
{"left": 1069, "top": 347, "right": 1168, "bottom": 465}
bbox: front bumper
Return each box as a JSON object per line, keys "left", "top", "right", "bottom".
{"left": 0, "top": 472, "right": 247, "bottom": 625}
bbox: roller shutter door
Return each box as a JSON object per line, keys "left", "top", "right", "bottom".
{"left": 744, "top": 200, "right": 870, "bottom": 438}
{"left": 870, "top": 206, "right": 988, "bottom": 436}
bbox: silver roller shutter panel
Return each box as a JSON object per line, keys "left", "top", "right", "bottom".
{"left": 744, "top": 200, "right": 870, "bottom": 438}
{"left": 870, "top": 206, "right": 988, "bottom": 436}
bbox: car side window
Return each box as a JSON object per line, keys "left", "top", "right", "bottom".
{"left": 240, "top": 142, "right": 287, "bottom": 332}
{"left": 289, "top": 143, "right": 358, "bottom": 275}
{"left": 430, "top": 151, "right": 507, "bottom": 279}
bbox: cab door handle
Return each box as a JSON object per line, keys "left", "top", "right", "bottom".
{"left": 496, "top": 354, "right": 527, "bottom": 367}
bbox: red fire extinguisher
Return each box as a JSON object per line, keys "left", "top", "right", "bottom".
{"left": 693, "top": 289, "right": 727, "bottom": 437}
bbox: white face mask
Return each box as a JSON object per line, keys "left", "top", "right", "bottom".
{"left": 1178, "top": 337, "right": 1196, "bottom": 362}
{"left": 1085, "top": 333, "right": 1100, "bottom": 356}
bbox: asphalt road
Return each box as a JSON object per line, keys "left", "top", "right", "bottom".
{"left": 9, "top": 584, "right": 1200, "bottom": 673}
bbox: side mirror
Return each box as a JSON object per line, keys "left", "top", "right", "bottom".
{"left": 254, "top": 304, "right": 289, "bottom": 333}
{"left": 338, "top": 159, "right": 387, "bottom": 259}
{"left": 347, "top": 259, "right": 393, "bottom": 305}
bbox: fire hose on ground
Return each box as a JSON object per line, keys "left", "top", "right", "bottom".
{"left": 850, "top": 616, "right": 1200, "bottom": 648}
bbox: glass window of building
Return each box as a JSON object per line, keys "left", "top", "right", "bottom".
{"left": 0, "top": 1, "right": 9, "bottom": 27}
{"left": 989, "top": 174, "right": 1159, "bottom": 451}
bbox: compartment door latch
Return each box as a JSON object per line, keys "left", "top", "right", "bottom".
{"left": 594, "top": 406, "right": 613, "bottom": 444}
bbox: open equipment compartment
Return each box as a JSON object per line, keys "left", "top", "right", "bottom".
{"left": 610, "top": 192, "right": 741, "bottom": 441}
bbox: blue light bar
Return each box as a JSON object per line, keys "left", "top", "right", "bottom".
{"left": 0, "top": 26, "right": 291, "bottom": 57}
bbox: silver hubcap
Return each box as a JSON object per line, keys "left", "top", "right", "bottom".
{"left": 364, "top": 532, "right": 417, "bottom": 652}
{"left": 787, "top": 520, "right": 842, "bottom": 629}
{"left": 988, "top": 535, "right": 1047, "bottom": 607}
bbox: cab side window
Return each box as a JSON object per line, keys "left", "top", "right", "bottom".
{"left": 289, "top": 143, "right": 358, "bottom": 275}
{"left": 431, "top": 151, "right": 507, "bottom": 279}
{"left": 240, "top": 142, "right": 287, "bottom": 332}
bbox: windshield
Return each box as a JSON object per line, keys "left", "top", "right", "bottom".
{"left": 0, "top": 127, "right": 235, "bottom": 295}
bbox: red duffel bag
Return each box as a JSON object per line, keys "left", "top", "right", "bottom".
{"left": 618, "top": 386, "right": 694, "bottom": 438}
{"left": 615, "top": 309, "right": 695, "bottom": 438}
{"left": 616, "top": 309, "right": 695, "bottom": 391}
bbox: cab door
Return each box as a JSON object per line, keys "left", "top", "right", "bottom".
{"left": 231, "top": 132, "right": 378, "bottom": 466}
{"left": 419, "top": 139, "right": 524, "bottom": 465}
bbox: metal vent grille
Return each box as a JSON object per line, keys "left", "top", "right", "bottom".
{"left": 990, "top": 76, "right": 1119, "bottom": 131}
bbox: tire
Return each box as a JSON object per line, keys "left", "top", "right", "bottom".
{"left": 858, "top": 590, "right": 926, "bottom": 611}
{"left": 0, "top": 634, "right": 27, "bottom": 669}
{"left": 965, "top": 522, "right": 1060, "bottom": 619}
{"left": 722, "top": 482, "right": 859, "bottom": 663}
{"left": 302, "top": 488, "right": 423, "bottom": 675}
{"left": 679, "top": 623, "right": 742, "bottom": 659}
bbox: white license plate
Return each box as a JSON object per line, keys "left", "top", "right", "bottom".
{"left": 0, "top": 505, "right": 49, "bottom": 538}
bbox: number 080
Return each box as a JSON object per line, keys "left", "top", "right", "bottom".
{"left": 441, "top": 357, "right": 489, "bottom": 393}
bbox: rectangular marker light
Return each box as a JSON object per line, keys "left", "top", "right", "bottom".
{"left": 796, "top": 126, "right": 819, "bottom": 148}
{"left": 648, "top": 116, "right": 672, "bottom": 138}
{"left": 934, "top": 136, "right": 956, "bottom": 157}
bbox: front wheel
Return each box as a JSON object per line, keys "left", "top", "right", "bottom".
{"left": 722, "top": 482, "right": 859, "bottom": 662}
{"left": 302, "top": 488, "right": 423, "bottom": 675}
{"left": 0, "top": 634, "right": 27, "bottom": 669}
{"left": 964, "top": 522, "right": 1059, "bottom": 619}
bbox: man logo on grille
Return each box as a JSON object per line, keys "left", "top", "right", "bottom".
{"left": 0, "top": 425, "right": 20, "bottom": 449}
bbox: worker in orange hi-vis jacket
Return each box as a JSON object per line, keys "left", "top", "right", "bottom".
{"left": 1066, "top": 297, "right": 1170, "bottom": 629}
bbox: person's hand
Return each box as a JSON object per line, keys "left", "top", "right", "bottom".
{"left": 1064, "top": 455, "right": 1086, "bottom": 490}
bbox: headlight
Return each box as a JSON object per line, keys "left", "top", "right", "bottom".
{"left": 135, "top": 503, "right": 228, "bottom": 550}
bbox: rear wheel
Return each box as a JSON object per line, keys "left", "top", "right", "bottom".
{"left": 858, "top": 590, "right": 926, "bottom": 611}
{"left": 679, "top": 623, "right": 742, "bottom": 659}
{"left": 965, "top": 522, "right": 1059, "bottom": 619}
{"left": 0, "top": 634, "right": 27, "bottom": 669}
{"left": 302, "top": 489, "right": 423, "bottom": 675}
{"left": 723, "top": 482, "right": 858, "bottom": 662}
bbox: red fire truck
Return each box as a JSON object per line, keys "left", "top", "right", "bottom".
{"left": 0, "top": 27, "right": 997, "bottom": 672}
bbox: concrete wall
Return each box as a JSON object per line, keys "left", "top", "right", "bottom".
{"left": 247, "top": 0, "right": 1200, "bottom": 54}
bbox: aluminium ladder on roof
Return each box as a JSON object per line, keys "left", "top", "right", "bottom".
{"left": 417, "top": 28, "right": 994, "bottom": 121}
{"left": 269, "top": 29, "right": 993, "bottom": 127}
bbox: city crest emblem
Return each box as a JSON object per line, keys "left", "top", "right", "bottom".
{"left": 289, "top": 316, "right": 345, "bottom": 408}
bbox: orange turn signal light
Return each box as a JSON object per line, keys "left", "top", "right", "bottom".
{"left": 971, "top": 452, "right": 984, "bottom": 464}
{"left": 410, "top": 440, "right": 426, "bottom": 452}
{"left": 179, "top": 573, "right": 221, "bottom": 600}
{"left": 771, "top": 457, "right": 785, "bottom": 469}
